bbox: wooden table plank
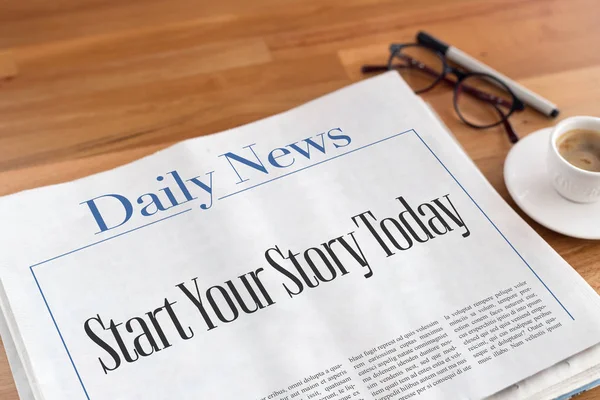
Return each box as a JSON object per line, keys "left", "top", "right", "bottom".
{"left": 0, "top": 0, "right": 599, "bottom": 398}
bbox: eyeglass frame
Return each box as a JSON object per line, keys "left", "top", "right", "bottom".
{"left": 362, "top": 43, "right": 525, "bottom": 143}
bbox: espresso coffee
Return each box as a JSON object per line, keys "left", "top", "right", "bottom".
{"left": 557, "top": 128, "right": 600, "bottom": 172}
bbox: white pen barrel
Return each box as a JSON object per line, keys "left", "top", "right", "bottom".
{"left": 447, "top": 47, "right": 558, "bottom": 117}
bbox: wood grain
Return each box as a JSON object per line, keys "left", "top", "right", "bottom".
{"left": 0, "top": 51, "right": 18, "bottom": 80}
{"left": 1, "top": 0, "right": 600, "bottom": 398}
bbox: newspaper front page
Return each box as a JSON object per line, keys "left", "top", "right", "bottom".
{"left": 1, "top": 72, "right": 600, "bottom": 400}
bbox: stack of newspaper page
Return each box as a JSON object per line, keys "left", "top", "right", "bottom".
{"left": 1, "top": 71, "right": 600, "bottom": 400}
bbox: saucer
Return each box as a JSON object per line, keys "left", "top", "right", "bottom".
{"left": 504, "top": 127, "right": 600, "bottom": 239}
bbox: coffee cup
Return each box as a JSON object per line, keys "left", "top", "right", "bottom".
{"left": 547, "top": 116, "right": 600, "bottom": 203}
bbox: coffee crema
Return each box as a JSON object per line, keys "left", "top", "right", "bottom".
{"left": 557, "top": 128, "right": 600, "bottom": 172}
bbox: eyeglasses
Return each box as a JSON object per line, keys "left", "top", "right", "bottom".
{"left": 361, "top": 43, "right": 525, "bottom": 143}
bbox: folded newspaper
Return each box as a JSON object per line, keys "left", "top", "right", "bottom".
{"left": 1, "top": 72, "right": 600, "bottom": 400}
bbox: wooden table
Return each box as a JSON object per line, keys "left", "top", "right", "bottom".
{"left": 1, "top": 0, "right": 599, "bottom": 398}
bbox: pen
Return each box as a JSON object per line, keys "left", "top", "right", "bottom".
{"left": 417, "top": 31, "right": 559, "bottom": 118}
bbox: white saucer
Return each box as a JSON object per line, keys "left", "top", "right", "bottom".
{"left": 504, "top": 127, "right": 600, "bottom": 240}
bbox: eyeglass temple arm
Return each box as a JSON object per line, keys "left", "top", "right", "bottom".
{"left": 493, "top": 105, "right": 519, "bottom": 143}
{"left": 362, "top": 58, "right": 514, "bottom": 110}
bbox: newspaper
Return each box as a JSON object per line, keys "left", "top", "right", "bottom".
{"left": 1, "top": 72, "right": 600, "bottom": 400}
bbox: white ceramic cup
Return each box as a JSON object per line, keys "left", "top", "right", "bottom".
{"left": 547, "top": 116, "right": 600, "bottom": 203}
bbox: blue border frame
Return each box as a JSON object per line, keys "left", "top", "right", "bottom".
{"left": 28, "top": 129, "right": 573, "bottom": 399}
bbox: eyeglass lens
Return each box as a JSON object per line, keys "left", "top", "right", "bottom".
{"left": 454, "top": 75, "right": 515, "bottom": 128}
{"left": 389, "top": 45, "right": 515, "bottom": 129}
{"left": 389, "top": 45, "right": 445, "bottom": 93}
